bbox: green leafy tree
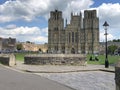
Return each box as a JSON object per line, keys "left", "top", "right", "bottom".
{"left": 113, "top": 39, "right": 120, "bottom": 42}
{"left": 39, "top": 48, "right": 42, "bottom": 51}
{"left": 38, "top": 48, "right": 43, "bottom": 53}
{"left": 108, "top": 45, "right": 118, "bottom": 54}
{"left": 26, "top": 41, "right": 31, "bottom": 43}
{"left": 17, "top": 43, "right": 23, "bottom": 50}
{"left": 118, "top": 48, "right": 120, "bottom": 54}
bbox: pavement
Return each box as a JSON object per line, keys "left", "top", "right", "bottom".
{"left": 36, "top": 71, "right": 115, "bottom": 90}
{"left": 0, "top": 64, "right": 74, "bottom": 90}
{"left": 13, "top": 61, "right": 115, "bottom": 73}
{"left": 11, "top": 61, "right": 115, "bottom": 90}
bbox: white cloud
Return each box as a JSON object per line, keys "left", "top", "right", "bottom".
{"left": 0, "top": 0, "right": 94, "bottom": 23}
{"left": 62, "top": 0, "right": 94, "bottom": 23}
{"left": 0, "top": 0, "right": 94, "bottom": 44}
{"left": 0, "top": 26, "right": 48, "bottom": 44}
{"left": 0, "top": 0, "right": 120, "bottom": 43}
{"left": 100, "top": 30, "right": 115, "bottom": 42}
{"left": 32, "top": 36, "right": 48, "bottom": 43}
{"left": 5, "top": 24, "right": 17, "bottom": 29}
{"left": 98, "top": 3, "right": 120, "bottom": 28}
{"left": 96, "top": 3, "right": 120, "bottom": 41}
{"left": 41, "top": 27, "right": 48, "bottom": 36}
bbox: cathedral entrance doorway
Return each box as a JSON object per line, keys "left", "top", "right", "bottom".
{"left": 71, "top": 48, "right": 75, "bottom": 54}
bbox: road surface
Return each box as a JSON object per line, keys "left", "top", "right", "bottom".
{"left": 0, "top": 65, "right": 74, "bottom": 90}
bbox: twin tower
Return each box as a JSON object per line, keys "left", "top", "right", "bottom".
{"left": 48, "top": 9, "right": 99, "bottom": 54}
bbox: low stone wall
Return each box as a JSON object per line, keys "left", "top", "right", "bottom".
{"left": 0, "top": 54, "right": 16, "bottom": 66}
{"left": 115, "top": 60, "right": 120, "bottom": 90}
{"left": 24, "top": 54, "right": 86, "bottom": 65}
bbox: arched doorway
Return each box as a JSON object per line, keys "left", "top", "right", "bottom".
{"left": 71, "top": 48, "right": 75, "bottom": 54}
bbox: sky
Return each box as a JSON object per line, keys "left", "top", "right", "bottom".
{"left": 0, "top": 0, "right": 120, "bottom": 44}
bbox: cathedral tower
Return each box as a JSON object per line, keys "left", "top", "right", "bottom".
{"left": 48, "top": 9, "right": 99, "bottom": 54}
{"left": 83, "top": 10, "right": 99, "bottom": 54}
{"left": 65, "top": 12, "right": 82, "bottom": 54}
{"left": 48, "top": 10, "right": 64, "bottom": 53}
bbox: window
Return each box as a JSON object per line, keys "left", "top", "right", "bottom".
{"left": 72, "top": 32, "right": 74, "bottom": 43}
{"left": 55, "top": 46, "right": 58, "bottom": 51}
{"left": 54, "top": 27, "right": 58, "bottom": 31}
{"left": 75, "top": 32, "right": 78, "bottom": 43}
{"left": 69, "top": 32, "right": 71, "bottom": 43}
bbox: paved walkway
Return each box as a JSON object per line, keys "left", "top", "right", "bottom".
{"left": 36, "top": 71, "right": 115, "bottom": 90}
{"left": 13, "top": 61, "right": 115, "bottom": 73}
{"left": 12, "top": 61, "right": 115, "bottom": 90}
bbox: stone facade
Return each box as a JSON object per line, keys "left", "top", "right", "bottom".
{"left": 48, "top": 10, "right": 99, "bottom": 54}
{"left": 24, "top": 54, "right": 86, "bottom": 65}
{"left": 20, "top": 42, "right": 48, "bottom": 52}
{"left": 115, "top": 61, "right": 120, "bottom": 90}
{"left": 0, "top": 37, "right": 16, "bottom": 52}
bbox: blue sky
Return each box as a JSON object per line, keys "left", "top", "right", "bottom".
{"left": 0, "top": 0, "right": 120, "bottom": 44}
{"left": 92, "top": 0, "right": 120, "bottom": 7}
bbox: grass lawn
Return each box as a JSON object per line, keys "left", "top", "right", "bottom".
{"left": 15, "top": 53, "right": 26, "bottom": 61}
{"left": 15, "top": 52, "right": 39, "bottom": 61}
{"left": 15, "top": 53, "right": 120, "bottom": 65}
{"left": 87, "top": 54, "right": 120, "bottom": 65}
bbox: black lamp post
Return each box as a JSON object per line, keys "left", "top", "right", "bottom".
{"left": 103, "top": 21, "right": 109, "bottom": 68}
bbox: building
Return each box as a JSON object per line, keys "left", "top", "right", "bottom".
{"left": 48, "top": 9, "right": 99, "bottom": 54}
{"left": 100, "top": 42, "right": 120, "bottom": 55}
{"left": 20, "top": 42, "right": 48, "bottom": 52}
{"left": 0, "top": 37, "right": 16, "bottom": 53}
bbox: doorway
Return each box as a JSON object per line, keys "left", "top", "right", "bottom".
{"left": 71, "top": 48, "right": 75, "bottom": 54}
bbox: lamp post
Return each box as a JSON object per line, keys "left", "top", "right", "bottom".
{"left": 103, "top": 21, "right": 109, "bottom": 68}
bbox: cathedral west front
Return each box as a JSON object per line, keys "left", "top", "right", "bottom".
{"left": 48, "top": 9, "right": 99, "bottom": 54}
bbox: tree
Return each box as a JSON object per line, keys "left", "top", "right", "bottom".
{"left": 118, "top": 48, "right": 120, "bottom": 54}
{"left": 38, "top": 48, "right": 43, "bottom": 53}
{"left": 108, "top": 45, "right": 118, "bottom": 55}
{"left": 113, "top": 39, "right": 120, "bottom": 42}
{"left": 17, "top": 43, "right": 23, "bottom": 50}
{"left": 26, "top": 41, "right": 31, "bottom": 43}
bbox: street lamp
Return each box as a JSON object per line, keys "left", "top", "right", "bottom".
{"left": 103, "top": 21, "right": 109, "bottom": 68}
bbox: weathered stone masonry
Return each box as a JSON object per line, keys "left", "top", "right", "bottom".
{"left": 48, "top": 10, "right": 99, "bottom": 54}
{"left": 24, "top": 54, "right": 86, "bottom": 65}
{"left": 0, "top": 54, "right": 16, "bottom": 66}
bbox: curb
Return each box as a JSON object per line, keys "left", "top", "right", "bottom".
{"left": 99, "top": 69, "right": 115, "bottom": 73}
{"left": 23, "top": 69, "right": 115, "bottom": 73}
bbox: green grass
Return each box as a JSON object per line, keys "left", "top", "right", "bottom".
{"left": 87, "top": 54, "right": 120, "bottom": 65}
{"left": 15, "top": 52, "right": 39, "bottom": 61}
{"left": 15, "top": 53, "right": 26, "bottom": 61}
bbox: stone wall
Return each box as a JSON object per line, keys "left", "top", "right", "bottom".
{"left": 115, "top": 60, "right": 120, "bottom": 90}
{"left": 24, "top": 54, "right": 86, "bottom": 65}
{"left": 0, "top": 54, "right": 16, "bottom": 66}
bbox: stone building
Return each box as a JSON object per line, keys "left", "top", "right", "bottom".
{"left": 100, "top": 42, "right": 120, "bottom": 55}
{"left": 48, "top": 10, "right": 99, "bottom": 54}
{"left": 0, "top": 37, "right": 16, "bottom": 52}
{"left": 20, "top": 42, "right": 48, "bottom": 52}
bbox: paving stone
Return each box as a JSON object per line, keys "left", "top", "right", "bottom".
{"left": 36, "top": 71, "right": 115, "bottom": 90}
{"left": 13, "top": 61, "right": 115, "bottom": 90}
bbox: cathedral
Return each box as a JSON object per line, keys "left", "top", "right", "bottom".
{"left": 48, "top": 9, "right": 99, "bottom": 54}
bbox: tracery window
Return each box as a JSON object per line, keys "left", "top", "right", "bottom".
{"left": 69, "top": 32, "right": 71, "bottom": 43}
{"left": 72, "top": 32, "right": 74, "bottom": 43}
{"left": 75, "top": 32, "right": 78, "bottom": 43}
